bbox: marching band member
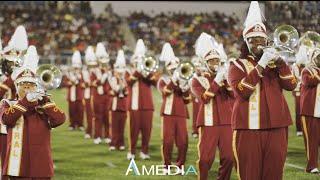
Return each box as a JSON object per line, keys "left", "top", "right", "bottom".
{"left": 126, "top": 39, "right": 158, "bottom": 160}
{"left": 94, "top": 43, "right": 111, "bottom": 144}
{"left": 190, "top": 56, "right": 202, "bottom": 138}
{"left": 192, "top": 33, "right": 234, "bottom": 180}
{"left": 109, "top": 50, "right": 128, "bottom": 151}
{"left": 83, "top": 46, "right": 96, "bottom": 139}
{"left": 228, "top": 2, "right": 297, "bottom": 180}
{"left": 0, "top": 46, "right": 65, "bottom": 179}
{"left": 65, "top": 51, "right": 85, "bottom": 131}
{"left": 0, "top": 25, "right": 28, "bottom": 180}
{"left": 158, "top": 43, "right": 191, "bottom": 172}
{"left": 300, "top": 48, "right": 320, "bottom": 174}
{"left": 292, "top": 45, "right": 308, "bottom": 136}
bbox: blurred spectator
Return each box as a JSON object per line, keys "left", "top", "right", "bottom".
{"left": 0, "top": 1, "right": 124, "bottom": 64}
{"left": 127, "top": 11, "right": 242, "bottom": 56}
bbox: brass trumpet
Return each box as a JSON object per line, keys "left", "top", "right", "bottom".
{"left": 299, "top": 31, "right": 320, "bottom": 49}
{"left": 36, "top": 64, "right": 63, "bottom": 91}
{"left": 258, "top": 24, "right": 299, "bottom": 67}
{"left": 141, "top": 56, "right": 159, "bottom": 74}
{"left": 177, "top": 60, "right": 195, "bottom": 80}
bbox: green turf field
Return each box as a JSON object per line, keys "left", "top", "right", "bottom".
{"left": 49, "top": 88, "right": 319, "bottom": 180}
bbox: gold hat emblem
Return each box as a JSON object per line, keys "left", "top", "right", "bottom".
{"left": 21, "top": 69, "right": 33, "bottom": 77}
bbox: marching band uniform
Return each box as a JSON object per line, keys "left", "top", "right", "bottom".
{"left": 158, "top": 43, "right": 191, "bottom": 169}
{"left": 192, "top": 33, "right": 234, "bottom": 180}
{"left": 300, "top": 48, "right": 320, "bottom": 173}
{"left": 65, "top": 51, "right": 85, "bottom": 130}
{"left": 228, "top": 2, "right": 297, "bottom": 180}
{"left": 90, "top": 43, "right": 109, "bottom": 144}
{"left": 292, "top": 45, "right": 308, "bottom": 136}
{"left": 0, "top": 26, "right": 28, "bottom": 180}
{"left": 0, "top": 46, "right": 65, "bottom": 179}
{"left": 83, "top": 46, "right": 96, "bottom": 139}
{"left": 126, "top": 39, "right": 157, "bottom": 160}
{"left": 190, "top": 56, "right": 203, "bottom": 138}
{"left": 109, "top": 50, "right": 128, "bottom": 151}
{"left": 92, "top": 43, "right": 111, "bottom": 144}
{"left": 191, "top": 96, "right": 200, "bottom": 137}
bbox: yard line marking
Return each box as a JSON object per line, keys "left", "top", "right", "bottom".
{"left": 105, "top": 162, "right": 117, "bottom": 168}
{"left": 285, "top": 163, "right": 305, "bottom": 170}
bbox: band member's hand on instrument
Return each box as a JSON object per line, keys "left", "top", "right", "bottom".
{"left": 214, "top": 67, "right": 226, "bottom": 84}
{"left": 258, "top": 48, "right": 279, "bottom": 69}
{"left": 171, "top": 70, "right": 179, "bottom": 84}
{"left": 26, "top": 92, "right": 43, "bottom": 102}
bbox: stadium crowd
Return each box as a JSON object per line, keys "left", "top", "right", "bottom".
{"left": 127, "top": 11, "right": 242, "bottom": 57}
{"left": 0, "top": 2, "right": 318, "bottom": 59}
{"left": 0, "top": 1, "right": 124, "bottom": 58}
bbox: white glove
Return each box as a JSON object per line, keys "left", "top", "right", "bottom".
{"left": 292, "top": 64, "right": 300, "bottom": 80}
{"left": 26, "top": 92, "right": 43, "bottom": 102}
{"left": 171, "top": 70, "right": 179, "bottom": 84}
{"left": 136, "top": 61, "right": 143, "bottom": 73}
{"left": 258, "top": 48, "right": 279, "bottom": 68}
{"left": 179, "top": 80, "right": 190, "bottom": 92}
{"left": 101, "top": 73, "right": 109, "bottom": 84}
{"left": 214, "top": 67, "right": 226, "bottom": 84}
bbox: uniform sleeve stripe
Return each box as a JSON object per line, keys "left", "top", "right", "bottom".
{"left": 0, "top": 84, "right": 10, "bottom": 91}
{"left": 42, "top": 103, "right": 56, "bottom": 109}
{"left": 13, "top": 104, "right": 27, "bottom": 112}
{"left": 240, "top": 79, "right": 255, "bottom": 90}
{"left": 279, "top": 74, "right": 294, "bottom": 80}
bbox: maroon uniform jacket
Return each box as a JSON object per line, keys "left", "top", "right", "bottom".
{"left": 228, "top": 55, "right": 297, "bottom": 130}
{"left": 109, "top": 73, "right": 128, "bottom": 112}
{"left": 0, "top": 98, "right": 65, "bottom": 177}
{"left": 125, "top": 70, "right": 157, "bottom": 111}
{"left": 90, "top": 68, "right": 105, "bottom": 101}
{"left": 101, "top": 68, "right": 112, "bottom": 110}
{"left": 157, "top": 76, "right": 191, "bottom": 118}
{"left": 0, "top": 75, "right": 16, "bottom": 134}
{"left": 191, "top": 73, "right": 234, "bottom": 127}
{"left": 300, "top": 66, "right": 320, "bottom": 118}
{"left": 64, "top": 71, "right": 85, "bottom": 102}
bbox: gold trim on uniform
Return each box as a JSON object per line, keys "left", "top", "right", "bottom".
{"left": 42, "top": 102, "right": 56, "bottom": 109}
{"left": 240, "top": 79, "right": 255, "bottom": 90}
{"left": 301, "top": 116, "right": 310, "bottom": 160}
{"left": 12, "top": 104, "right": 27, "bottom": 112}
{"left": 279, "top": 73, "right": 294, "bottom": 80}
{"left": 232, "top": 130, "right": 241, "bottom": 180}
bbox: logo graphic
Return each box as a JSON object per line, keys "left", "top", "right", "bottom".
{"left": 125, "top": 159, "right": 197, "bottom": 176}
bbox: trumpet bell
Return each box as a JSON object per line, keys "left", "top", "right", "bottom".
{"left": 178, "top": 61, "right": 195, "bottom": 80}
{"left": 274, "top": 25, "right": 299, "bottom": 50}
{"left": 141, "top": 56, "right": 159, "bottom": 73}
{"left": 36, "top": 64, "right": 62, "bottom": 90}
{"left": 299, "top": 31, "right": 320, "bottom": 48}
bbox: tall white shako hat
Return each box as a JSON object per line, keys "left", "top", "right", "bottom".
{"left": 243, "top": 1, "right": 267, "bottom": 44}
{"left": 195, "top": 32, "right": 221, "bottom": 61}
{"left": 95, "top": 42, "right": 110, "bottom": 64}
{"left": 159, "top": 42, "right": 179, "bottom": 70}
{"left": 71, "top": 50, "right": 82, "bottom": 68}
{"left": 85, "top": 46, "right": 97, "bottom": 66}
{"left": 11, "top": 45, "right": 39, "bottom": 85}
{"left": 2, "top": 25, "right": 29, "bottom": 63}
{"left": 114, "top": 49, "right": 126, "bottom": 73}
{"left": 217, "top": 43, "right": 228, "bottom": 63}
{"left": 131, "top": 39, "right": 147, "bottom": 64}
